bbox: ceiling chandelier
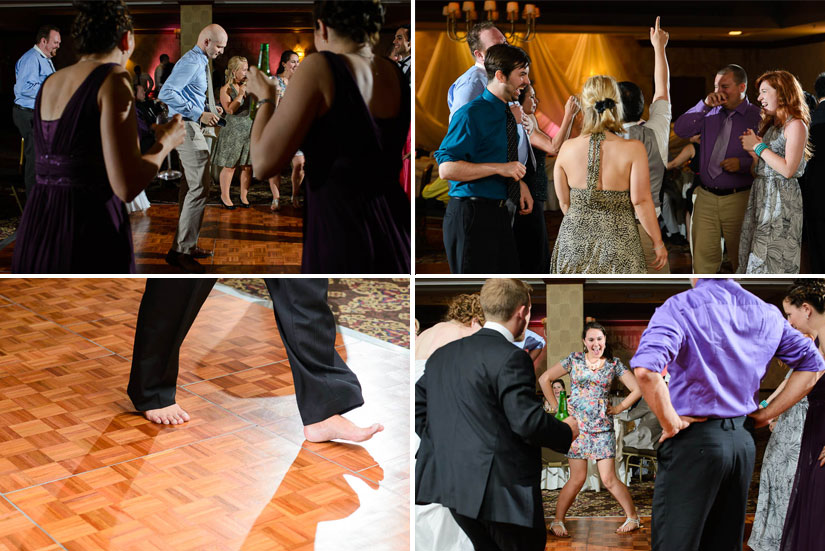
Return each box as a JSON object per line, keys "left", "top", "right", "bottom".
{"left": 444, "top": 1, "right": 540, "bottom": 43}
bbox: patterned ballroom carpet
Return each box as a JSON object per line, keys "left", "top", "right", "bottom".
{"left": 541, "top": 424, "right": 769, "bottom": 517}
{"left": 216, "top": 278, "right": 410, "bottom": 348}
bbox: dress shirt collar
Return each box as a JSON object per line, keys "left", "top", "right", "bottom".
{"left": 193, "top": 45, "right": 209, "bottom": 62}
{"left": 484, "top": 321, "right": 515, "bottom": 342}
{"left": 722, "top": 97, "right": 752, "bottom": 117}
{"left": 481, "top": 87, "right": 507, "bottom": 107}
{"left": 33, "top": 45, "right": 49, "bottom": 59}
{"left": 694, "top": 278, "right": 732, "bottom": 289}
{"left": 474, "top": 60, "right": 485, "bottom": 71}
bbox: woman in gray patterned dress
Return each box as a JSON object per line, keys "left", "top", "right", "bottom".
{"left": 738, "top": 70, "right": 811, "bottom": 273}
{"left": 214, "top": 56, "right": 252, "bottom": 209}
{"left": 550, "top": 75, "right": 666, "bottom": 274}
{"left": 748, "top": 369, "right": 809, "bottom": 551}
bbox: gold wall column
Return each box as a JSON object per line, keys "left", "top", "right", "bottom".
{"left": 543, "top": 282, "right": 584, "bottom": 389}
{"left": 180, "top": 3, "right": 213, "bottom": 52}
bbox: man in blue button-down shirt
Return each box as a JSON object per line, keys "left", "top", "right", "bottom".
{"left": 447, "top": 22, "right": 505, "bottom": 121}
{"left": 159, "top": 24, "right": 227, "bottom": 273}
{"left": 435, "top": 44, "right": 533, "bottom": 274}
{"left": 13, "top": 25, "right": 60, "bottom": 198}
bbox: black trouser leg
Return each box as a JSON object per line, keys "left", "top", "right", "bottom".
{"left": 127, "top": 278, "right": 217, "bottom": 410}
{"left": 12, "top": 107, "right": 35, "bottom": 197}
{"left": 513, "top": 200, "right": 549, "bottom": 273}
{"left": 443, "top": 198, "right": 518, "bottom": 274}
{"left": 652, "top": 416, "right": 756, "bottom": 551}
{"left": 263, "top": 278, "right": 364, "bottom": 425}
{"left": 449, "top": 509, "right": 546, "bottom": 551}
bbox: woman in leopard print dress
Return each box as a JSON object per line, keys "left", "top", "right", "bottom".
{"left": 550, "top": 75, "right": 666, "bottom": 274}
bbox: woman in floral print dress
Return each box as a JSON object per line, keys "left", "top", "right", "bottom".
{"left": 539, "top": 321, "right": 643, "bottom": 538}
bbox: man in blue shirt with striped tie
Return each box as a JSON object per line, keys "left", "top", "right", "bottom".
{"left": 435, "top": 44, "right": 533, "bottom": 274}
{"left": 159, "top": 23, "right": 227, "bottom": 273}
{"left": 13, "top": 25, "right": 60, "bottom": 199}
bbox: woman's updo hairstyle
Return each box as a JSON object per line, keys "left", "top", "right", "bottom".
{"left": 580, "top": 75, "right": 625, "bottom": 135}
{"left": 784, "top": 279, "right": 825, "bottom": 314}
{"left": 445, "top": 293, "right": 485, "bottom": 326}
{"left": 313, "top": 0, "right": 385, "bottom": 46}
{"left": 72, "top": 1, "right": 133, "bottom": 55}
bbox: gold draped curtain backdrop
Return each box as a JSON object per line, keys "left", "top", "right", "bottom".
{"left": 415, "top": 30, "right": 650, "bottom": 152}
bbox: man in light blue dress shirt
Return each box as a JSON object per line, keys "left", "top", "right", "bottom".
{"left": 13, "top": 25, "right": 60, "bottom": 198}
{"left": 159, "top": 24, "right": 227, "bottom": 273}
{"left": 447, "top": 22, "right": 505, "bottom": 121}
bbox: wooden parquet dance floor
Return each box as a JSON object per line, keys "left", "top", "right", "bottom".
{"left": 546, "top": 515, "right": 756, "bottom": 550}
{"left": 131, "top": 204, "right": 304, "bottom": 273}
{"left": 0, "top": 203, "right": 305, "bottom": 274}
{"left": 0, "top": 278, "right": 409, "bottom": 551}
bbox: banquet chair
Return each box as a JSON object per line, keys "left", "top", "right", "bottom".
{"left": 621, "top": 446, "right": 657, "bottom": 485}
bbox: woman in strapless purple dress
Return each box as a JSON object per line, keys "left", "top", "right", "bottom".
{"left": 246, "top": 1, "right": 410, "bottom": 274}
{"left": 779, "top": 279, "right": 825, "bottom": 551}
{"left": 12, "top": 0, "right": 183, "bottom": 274}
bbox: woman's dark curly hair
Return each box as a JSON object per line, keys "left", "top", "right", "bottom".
{"left": 784, "top": 279, "right": 825, "bottom": 314}
{"left": 313, "top": 1, "right": 385, "bottom": 46}
{"left": 276, "top": 50, "right": 298, "bottom": 76}
{"left": 72, "top": 1, "right": 133, "bottom": 55}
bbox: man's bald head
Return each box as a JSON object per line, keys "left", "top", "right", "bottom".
{"left": 198, "top": 24, "right": 227, "bottom": 59}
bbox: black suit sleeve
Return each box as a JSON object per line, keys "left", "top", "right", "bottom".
{"left": 415, "top": 370, "right": 427, "bottom": 437}
{"left": 497, "top": 348, "right": 573, "bottom": 454}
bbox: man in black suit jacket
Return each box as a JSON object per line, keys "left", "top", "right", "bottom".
{"left": 127, "top": 279, "right": 382, "bottom": 443}
{"left": 416, "top": 279, "right": 578, "bottom": 551}
{"left": 803, "top": 73, "right": 825, "bottom": 272}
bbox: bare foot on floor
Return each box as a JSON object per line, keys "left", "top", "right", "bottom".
{"left": 303, "top": 414, "right": 383, "bottom": 443}
{"left": 143, "top": 404, "right": 190, "bottom": 425}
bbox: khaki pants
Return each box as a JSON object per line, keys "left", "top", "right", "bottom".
{"left": 637, "top": 222, "right": 671, "bottom": 274}
{"left": 691, "top": 186, "right": 751, "bottom": 273}
{"left": 172, "top": 121, "right": 211, "bottom": 254}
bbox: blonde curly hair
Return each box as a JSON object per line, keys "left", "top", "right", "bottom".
{"left": 446, "top": 293, "right": 485, "bottom": 326}
{"left": 580, "top": 75, "right": 625, "bottom": 135}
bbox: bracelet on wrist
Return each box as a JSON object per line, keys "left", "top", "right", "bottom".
{"left": 760, "top": 399, "right": 769, "bottom": 409}
{"left": 754, "top": 143, "right": 768, "bottom": 157}
{"left": 653, "top": 242, "right": 666, "bottom": 251}
{"left": 257, "top": 98, "right": 275, "bottom": 107}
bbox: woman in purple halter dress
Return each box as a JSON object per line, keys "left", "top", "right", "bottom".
{"left": 246, "top": 0, "right": 410, "bottom": 274}
{"left": 779, "top": 279, "right": 825, "bottom": 551}
{"left": 12, "top": 1, "right": 183, "bottom": 274}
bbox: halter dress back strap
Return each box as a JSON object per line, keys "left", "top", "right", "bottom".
{"left": 586, "top": 132, "right": 606, "bottom": 191}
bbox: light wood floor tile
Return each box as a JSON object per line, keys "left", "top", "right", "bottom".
{"left": 0, "top": 356, "right": 251, "bottom": 493}
{"left": 0, "top": 305, "right": 113, "bottom": 370}
{"left": 0, "top": 497, "right": 62, "bottom": 551}
{"left": 8, "top": 427, "right": 408, "bottom": 550}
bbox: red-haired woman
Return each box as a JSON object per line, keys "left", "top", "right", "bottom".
{"left": 738, "top": 70, "right": 812, "bottom": 273}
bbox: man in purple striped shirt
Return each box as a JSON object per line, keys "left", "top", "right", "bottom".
{"left": 674, "top": 65, "right": 761, "bottom": 274}
{"left": 631, "top": 278, "right": 823, "bottom": 551}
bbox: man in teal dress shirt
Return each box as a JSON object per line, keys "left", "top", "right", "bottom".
{"left": 13, "top": 25, "right": 60, "bottom": 198}
{"left": 435, "top": 44, "right": 533, "bottom": 274}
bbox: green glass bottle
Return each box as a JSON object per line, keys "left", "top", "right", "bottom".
{"left": 555, "top": 391, "right": 569, "bottom": 421}
{"left": 249, "top": 43, "right": 271, "bottom": 119}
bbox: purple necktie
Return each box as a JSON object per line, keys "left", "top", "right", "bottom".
{"left": 707, "top": 110, "right": 735, "bottom": 180}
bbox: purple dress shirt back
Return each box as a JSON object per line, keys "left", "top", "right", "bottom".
{"left": 673, "top": 98, "right": 762, "bottom": 190}
{"left": 631, "top": 279, "right": 825, "bottom": 418}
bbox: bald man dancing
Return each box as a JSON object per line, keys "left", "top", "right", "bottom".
{"left": 159, "top": 24, "right": 227, "bottom": 273}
